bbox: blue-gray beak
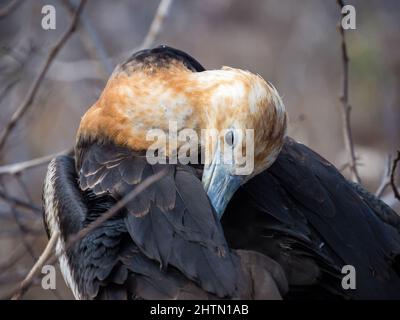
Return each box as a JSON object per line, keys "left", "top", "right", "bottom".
{"left": 202, "top": 150, "right": 244, "bottom": 219}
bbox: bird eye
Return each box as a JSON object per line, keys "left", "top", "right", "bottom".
{"left": 225, "top": 130, "right": 235, "bottom": 147}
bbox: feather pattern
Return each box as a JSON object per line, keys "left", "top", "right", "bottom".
{"left": 223, "top": 137, "right": 400, "bottom": 299}
{"left": 76, "top": 140, "right": 244, "bottom": 297}
{"left": 43, "top": 153, "right": 287, "bottom": 299}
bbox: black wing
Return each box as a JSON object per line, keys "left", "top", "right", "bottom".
{"left": 76, "top": 141, "right": 242, "bottom": 297}
{"left": 45, "top": 151, "right": 287, "bottom": 299}
{"left": 223, "top": 137, "right": 400, "bottom": 299}
{"left": 44, "top": 155, "right": 218, "bottom": 299}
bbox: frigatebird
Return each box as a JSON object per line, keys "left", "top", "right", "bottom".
{"left": 43, "top": 45, "right": 400, "bottom": 300}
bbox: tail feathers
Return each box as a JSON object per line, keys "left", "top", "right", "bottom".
{"left": 236, "top": 249, "right": 288, "bottom": 299}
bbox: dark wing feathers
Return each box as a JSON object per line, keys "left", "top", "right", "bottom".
{"left": 272, "top": 139, "right": 400, "bottom": 272}
{"left": 77, "top": 142, "right": 243, "bottom": 298}
{"left": 50, "top": 134, "right": 400, "bottom": 300}
{"left": 224, "top": 137, "right": 400, "bottom": 299}
{"left": 51, "top": 153, "right": 287, "bottom": 299}
{"left": 69, "top": 218, "right": 127, "bottom": 299}
{"left": 51, "top": 155, "right": 240, "bottom": 300}
{"left": 350, "top": 181, "right": 400, "bottom": 233}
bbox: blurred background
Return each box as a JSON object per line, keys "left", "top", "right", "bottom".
{"left": 0, "top": 0, "right": 399, "bottom": 299}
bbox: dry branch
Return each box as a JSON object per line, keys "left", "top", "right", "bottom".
{"left": 0, "top": 0, "right": 87, "bottom": 151}
{"left": 0, "top": 148, "right": 73, "bottom": 175}
{"left": 0, "top": 178, "right": 41, "bottom": 261}
{"left": 0, "top": 190, "right": 41, "bottom": 212}
{"left": 11, "top": 231, "right": 59, "bottom": 300}
{"left": 27, "top": 0, "right": 174, "bottom": 82}
{"left": 62, "top": 0, "right": 113, "bottom": 76}
{"left": 390, "top": 151, "right": 400, "bottom": 202}
{"left": 0, "top": 0, "right": 173, "bottom": 165}
{"left": 0, "top": 0, "right": 21, "bottom": 19}
{"left": 8, "top": 200, "right": 37, "bottom": 259}
{"left": 376, "top": 155, "right": 392, "bottom": 198}
{"left": 132, "top": 0, "right": 174, "bottom": 54}
{"left": 336, "top": 0, "right": 361, "bottom": 184}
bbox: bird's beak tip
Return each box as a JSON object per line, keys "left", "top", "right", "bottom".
{"left": 202, "top": 165, "right": 243, "bottom": 219}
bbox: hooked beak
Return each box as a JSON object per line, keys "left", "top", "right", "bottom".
{"left": 202, "top": 144, "right": 244, "bottom": 219}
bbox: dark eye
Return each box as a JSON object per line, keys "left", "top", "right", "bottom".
{"left": 225, "top": 130, "right": 235, "bottom": 147}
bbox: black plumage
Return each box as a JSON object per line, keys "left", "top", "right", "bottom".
{"left": 223, "top": 137, "right": 400, "bottom": 299}
{"left": 43, "top": 46, "right": 400, "bottom": 300}
{"left": 77, "top": 141, "right": 245, "bottom": 298}
{"left": 44, "top": 145, "right": 286, "bottom": 299}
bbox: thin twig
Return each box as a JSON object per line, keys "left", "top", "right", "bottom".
{"left": 14, "top": 173, "right": 33, "bottom": 202}
{"left": 0, "top": 177, "right": 38, "bottom": 260}
{"left": 11, "top": 231, "right": 59, "bottom": 300}
{"left": 1, "top": 176, "right": 59, "bottom": 300}
{"left": 0, "top": 190, "right": 41, "bottom": 212}
{"left": 34, "top": 0, "right": 175, "bottom": 82}
{"left": 336, "top": 0, "right": 361, "bottom": 184}
{"left": 10, "top": 206, "right": 37, "bottom": 258}
{"left": 390, "top": 151, "right": 400, "bottom": 202}
{"left": 63, "top": 0, "right": 113, "bottom": 76}
{"left": 0, "top": 0, "right": 21, "bottom": 19}
{"left": 0, "top": 220, "right": 42, "bottom": 237}
{"left": 0, "top": 148, "right": 73, "bottom": 175}
{"left": 339, "top": 162, "right": 350, "bottom": 173}
{"left": 0, "top": 0, "right": 87, "bottom": 151}
{"left": 132, "top": 0, "right": 174, "bottom": 54}
{"left": 375, "top": 155, "right": 392, "bottom": 198}
{"left": 7, "top": 168, "right": 168, "bottom": 300}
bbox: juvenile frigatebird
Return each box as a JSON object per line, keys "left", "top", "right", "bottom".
{"left": 43, "top": 45, "right": 288, "bottom": 299}
{"left": 43, "top": 45, "right": 400, "bottom": 300}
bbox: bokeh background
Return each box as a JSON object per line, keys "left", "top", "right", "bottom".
{"left": 0, "top": 0, "right": 399, "bottom": 299}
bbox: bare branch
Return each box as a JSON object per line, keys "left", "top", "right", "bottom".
{"left": 390, "top": 151, "right": 400, "bottom": 202}
{"left": 11, "top": 231, "right": 59, "bottom": 300}
{"left": 24, "top": 0, "right": 175, "bottom": 82}
{"left": 0, "top": 148, "right": 73, "bottom": 175}
{"left": 339, "top": 162, "right": 350, "bottom": 173}
{"left": 0, "top": 190, "right": 41, "bottom": 212}
{"left": 375, "top": 155, "right": 392, "bottom": 198}
{"left": 0, "top": 0, "right": 87, "bottom": 151}
{"left": 14, "top": 173, "right": 33, "bottom": 202}
{"left": 7, "top": 168, "right": 168, "bottom": 300}
{"left": 336, "top": 0, "right": 361, "bottom": 184}
{"left": 132, "top": 0, "right": 174, "bottom": 54}
{"left": 0, "top": 181, "right": 37, "bottom": 260}
{"left": 0, "top": 0, "right": 21, "bottom": 19}
{"left": 62, "top": 0, "right": 113, "bottom": 76}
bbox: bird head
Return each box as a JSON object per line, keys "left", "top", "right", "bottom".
{"left": 77, "top": 47, "right": 287, "bottom": 218}
{"left": 194, "top": 67, "right": 287, "bottom": 217}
